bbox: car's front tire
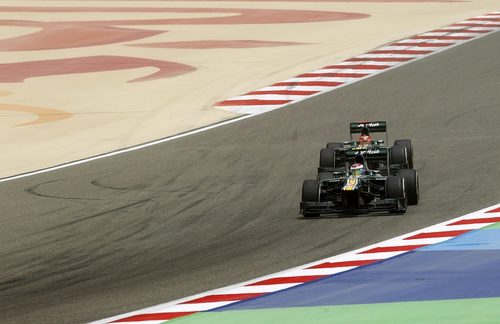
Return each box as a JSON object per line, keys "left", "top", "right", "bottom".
{"left": 385, "top": 176, "right": 407, "bottom": 213}
{"left": 397, "top": 169, "right": 419, "bottom": 205}
{"left": 302, "top": 180, "right": 320, "bottom": 218}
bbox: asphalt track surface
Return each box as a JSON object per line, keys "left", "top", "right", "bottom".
{"left": 1, "top": 31, "right": 499, "bottom": 323}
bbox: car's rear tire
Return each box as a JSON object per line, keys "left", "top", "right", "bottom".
{"left": 326, "top": 142, "right": 343, "bottom": 149}
{"left": 320, "top": 148, "right": 335, "bottom": 168}
{"left": 394, "top": 139, "right": 414, "bottom": 169}
{"left": 386, "top": 176, "right": 407, "bottom": 213}
{"left": 389, "top": 145, "right": 408, "bottom": 168}
{"left": 302, "top": 180, "right": 320, "bottom": 218}
{"left": 397, "top": 169, "right": 419, "bottom": 205}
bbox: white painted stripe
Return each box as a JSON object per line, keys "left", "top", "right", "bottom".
{"left": 216, "top": 105, "right": 285, "bottom": 115}
{"left": 421, "top": 31, "right": 485, "bottom": 37}
{"left": 381, "top": 46, "right": 449, "bottom": 51}
{"left": 356, "top": 53, "right": 422, "bottom": 59}
{"left": 396, "top": 38, "right": 457, "bottom": 44}
{"left": 336, "top": 251, "right": 405, "bottom": 260}
{"left": 284, "top": 77, "right": 363, "bottom": 83}
{"left": 328, "top": 61, "right": 397, "bottom": 66}
{"left": 444, "top": 32, "right": 484, "bottom": 37}
{"left": 228, "top": 94, "right": 306, "bottom": 101}
{"left": 471, "top": 26, "right": 500, "bottom": 30}
{"left": 279, "top": 267, "right": 355, "bottom": 277}
{"left": 356, "top": 245, "right": 423, "bottom": 253}
{"left": 303, "top": 68, "right": 372, "bottom": 74}
{"left": 223, "top": 283, "right": 300, "bottom": 294}
{"left": 457, "top": 20, "right": 500, "bottom": 25}
{"left": 388, "top": 237, "right": 452, "bottom": 245}
{"left": 416, "top": 33, "right": 478, "bottom": 38}
{"left": 419, "top": 32, "right": 454, "bottom": 37}
{"left": 259, "top": 86, "right": 336, "bottom": 91}
{"left": 439, "top": 25, "right": 495, "bottom": 31}
{"left": 154, "top": 302, "right": 236, "bottom": 312}
{"left": 404, "top": 224, "right": 479, "bottom": 233}
{"left": 450, "top": 213, "right": 500, "bottom": 220}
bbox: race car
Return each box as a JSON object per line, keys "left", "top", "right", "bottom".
{"left": 318, "top": 121, "right": 414, "bottom": 173}
{"left": 301, "top": 156, "right": 418, "bottom": 217}
{"left": 300, "top": 121, "right": 419, "bottom": 217}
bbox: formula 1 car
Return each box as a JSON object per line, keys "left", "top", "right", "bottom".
{"left": 300, "top": 121, "right": 418, "bottom": 217}
{"left": 318, "top": 121, "right": 414, "bottom": 173}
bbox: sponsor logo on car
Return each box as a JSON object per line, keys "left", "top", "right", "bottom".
{"left": 342, "top": 176, "right": 359, "bottom": 191}
{"left": 351, "top": 148, "right": 381, "bottom": 154}
{"left": 358, "top": 122, "right": 381, "bottom": 128}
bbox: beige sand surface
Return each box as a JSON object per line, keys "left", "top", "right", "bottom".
{"left": 0, "top": 0, "right": 498, "bottom": 178}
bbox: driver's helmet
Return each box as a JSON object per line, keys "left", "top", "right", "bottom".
{"left": 350, "top": 163, "right": 365, "bottom": 176}
{"left": 359, "top": 135, "right": 372, "bottom": 147}
{"left": 359, "top": 127, "right": 372, "bottom": 147}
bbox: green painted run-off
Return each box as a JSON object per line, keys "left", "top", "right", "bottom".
{"left": 171, "top": 297, "right": 500, "bottom": 324}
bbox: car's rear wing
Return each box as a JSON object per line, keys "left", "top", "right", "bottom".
{"left": 346, "top": 147, "right": 388, "bottom": 158}
{"left": 349, "top": 121, "right": 390, "bottom": 173}
{"left": 349, "top": 121, "right": 387, "bottom": 134}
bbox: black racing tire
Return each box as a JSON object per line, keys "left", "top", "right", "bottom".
{"left": 386, "top": 176, "right": 407, "bottom": 213}
{"left": 394, "top": 139, "right": 413, "bottom": 169}
{"left": 389, "top": 145, "right": 408, "bottom": 168}
{"left": 385, "top": 176, "right": 405, "bottom": 199}
{"left": 326, "top": 142, "right": 343, "bottom": 150}
{"left": 302, "top": 180, "right": 320, "bottom": 218}
{"left": 318, "top": 172, "right": 333, "bottom": 181}
{"left": 397, "top": 169, "right": 419, "bottom": 205}
{"left": 302, "top": 180, "right": 320, "bottom": 202}
{"left": 319, "top": 148, "right": 335, "bottom": 168}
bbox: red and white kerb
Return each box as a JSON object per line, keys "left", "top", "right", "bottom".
{"left": 215, "top": 11, "right": 500, "bottom": 115}
{"left": 93, "top": 203, "right": 500, "bottom": 323}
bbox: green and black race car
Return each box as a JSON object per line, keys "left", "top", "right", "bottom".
{"left": 301, "top": 121, "right": 419, "bottom": 217}
{"left": 318, "top": 121, "right": 414, "bottom": 173}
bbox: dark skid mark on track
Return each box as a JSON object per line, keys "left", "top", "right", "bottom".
{"left": 91, "top": 179, "right": 132, "bottom": 191}
{"left": 25, "top": 178, "right": 105, "bottom": 201}
{"left": 0, "top": 197, "right": 159, "bottom": 313}
{"left": 45, "top": 199, "right": 153, "bottom": 231}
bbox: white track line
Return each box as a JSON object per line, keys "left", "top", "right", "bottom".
{"left": 0, "top": 115, "right": 253, "bottom": 183}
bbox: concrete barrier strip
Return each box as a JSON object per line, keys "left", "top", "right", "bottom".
{"left": 93, "top": 203, "right": 500, "bottom": 323}
{"left": 214, "top": 10, "right": 500, "bottom": 115}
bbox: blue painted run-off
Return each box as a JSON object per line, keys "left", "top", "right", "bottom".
{"left": 422, "top": 228, "right": 500, "bottom": 251}
{"left": 215, "top": 227, "right": 500, "bottom": 311}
